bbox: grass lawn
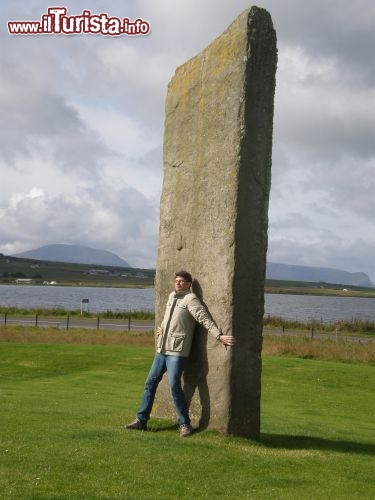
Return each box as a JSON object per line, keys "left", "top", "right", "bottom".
{"left": 1, "top": 341, "right": 374, "bottom": 499}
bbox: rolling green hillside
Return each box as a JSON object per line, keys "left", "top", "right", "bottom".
{"left": 0, "top": 254, "right": 154, "bottom": 287}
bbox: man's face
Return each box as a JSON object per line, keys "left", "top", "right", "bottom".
{"left": 174, "top": 276, "right": 191, "bottom": 293}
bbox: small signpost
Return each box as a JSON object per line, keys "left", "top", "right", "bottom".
{"left": 81, "top": 298, "right": 89, "bottom": 315}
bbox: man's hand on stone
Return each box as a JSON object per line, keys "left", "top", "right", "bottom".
{"left": 219, "top": 335, "right": 236, "bottom": 349}
{"left": 156, "top": 327, "right": 162, "bottom": 336}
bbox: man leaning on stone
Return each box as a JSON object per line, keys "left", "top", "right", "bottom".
{"left": 124, "top": 270, "right": 236, "bottom": 437}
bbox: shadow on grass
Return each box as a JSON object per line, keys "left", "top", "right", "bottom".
{"left": 261, "top": 433, "right": 375, "bottom": 456}
{"left": 147, "top": 422, "right": 179, "bottom": 433}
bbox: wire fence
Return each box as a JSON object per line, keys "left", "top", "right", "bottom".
{"left": 1, "top": 312, "right": 373, "bottom": 343}
{"left": 0, "top": 313, "right": 154, "bottom": 332}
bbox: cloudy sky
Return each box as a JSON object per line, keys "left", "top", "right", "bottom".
{"left": 1, "top": 1, "right": 375, "bottom": 280}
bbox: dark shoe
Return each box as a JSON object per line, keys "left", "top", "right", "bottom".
{"left": 180, "top": 424, "right": 193, "bottom": 437}
{"left": 124, "top": 418, "right": 147, "bottom": 430}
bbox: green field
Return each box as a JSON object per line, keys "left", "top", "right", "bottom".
{"left": 1, "top": 340, "right": 374, "bottom": 499}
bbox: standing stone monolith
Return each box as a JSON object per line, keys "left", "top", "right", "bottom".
{"left": 153, "top": 6, "right": 277, "bottom": 440}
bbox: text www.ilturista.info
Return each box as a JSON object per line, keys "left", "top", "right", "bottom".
{"left": 8, "top": 7, "right": 150, "bottom": 36}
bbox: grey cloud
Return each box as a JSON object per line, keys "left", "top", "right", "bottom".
{"left": 0, "top": 49, "right": 119, "bottom": 173}
{"left": 303, "top": 159, "right": 375, "bottom": 222}
{"left": 0, "top": 183, "right": 158, "bottom": 268}
{"left": 267, "top": 235, "right": 375, "bottom": 282}
{"left": 128, "top": 144, "right": 163, "bottom": 171}
{"left": 263, "top": 0, "right": 375, "bottom": 84}
{"left": 269, "top": 211, "right": 313, "bottom": 231}
{"left": 275, "top": 85, "right": 375, "bottom": 162}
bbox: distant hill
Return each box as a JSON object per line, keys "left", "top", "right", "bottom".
{"left": 266, "top": 262, "right": 373, "bottom": 287}
{"left": 13, "top": 244, "right": 131, "bottom": 268}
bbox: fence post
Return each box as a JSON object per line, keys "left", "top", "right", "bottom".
{"left": 97, "top": 315, "right": 100, "bottom": 330}
{"left": 66, "top": 314, "right": 70, "bottom": 330}
{"left": 335, "top": 322, "right": 340, "bottom": 342}
{"left": 35, "top": 314, "right": 39, "bottom": 328}
{"left": 4, "top": 312, "right": 7, "bottom": 326}
{"left": 128, "top": 316, "right": 131, "bottom": 331}
{"left": 311, "top": 327, "right": 314, "bottom": 339}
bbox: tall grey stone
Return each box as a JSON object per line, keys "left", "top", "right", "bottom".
{"left": 154, "top": 6, "right": 277, "bottom": 440}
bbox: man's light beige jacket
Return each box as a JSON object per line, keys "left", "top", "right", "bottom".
{"left": 157, "top": 289, "right": 222, "bottom": 358}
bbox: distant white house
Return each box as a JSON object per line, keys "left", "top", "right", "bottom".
{"left": 15, "top": 278, "right": 33, "bottom": 284}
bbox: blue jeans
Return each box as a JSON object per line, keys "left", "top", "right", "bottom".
{"left": 137, "top": 352, "right": 190, "bottom": 426}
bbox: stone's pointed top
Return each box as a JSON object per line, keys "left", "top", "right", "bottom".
{"left": 220, "top": 5, "right": 275, "bottom": 35}
{"left": 170, "top": 6, "right": 275, "bottom": 82}
{"left": 248, "top": 4, "right": 273, "bottom": 16}
{"left": 247, "top": 5, "right": 276, "bottom": 36}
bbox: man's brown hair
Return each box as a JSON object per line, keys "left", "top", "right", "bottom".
{"left": 175, "top": 270, "right": 192, "bottom": 283}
